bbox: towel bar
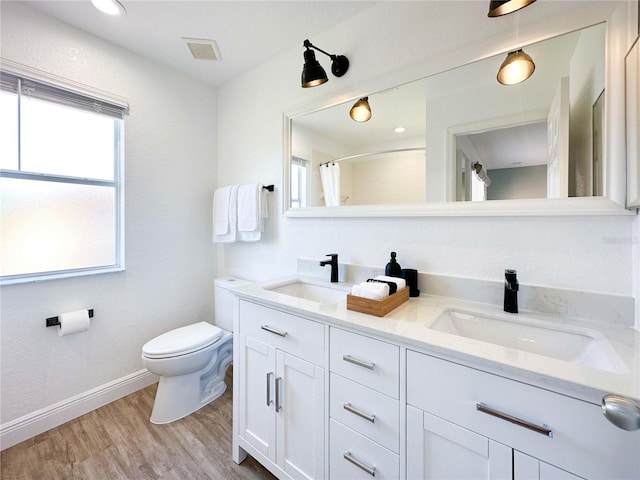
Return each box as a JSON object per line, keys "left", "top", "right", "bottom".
{"left": 263, "top": 185, "right": 274, "bottom": 192}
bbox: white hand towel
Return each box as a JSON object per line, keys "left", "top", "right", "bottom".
{"left": 238, "top": 183, "right": 261, "bottom": 232}
{"left": 238, "top": 184, "right": 268, "bottom": 242}
{"left": 213, "top": 185, "right": 233, "bottom": 235}
{"left": 213, "top": 185, "right": 238, "bottom": 243}
{"left": 356, "top": 281, "right": 389, "bottom": 300}
{"left": 375, "top": 275, "right": 406, "bottom": 291}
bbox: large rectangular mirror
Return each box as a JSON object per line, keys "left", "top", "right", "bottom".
{"left": 284, "top": 16, "right": 633, "bottom": 217}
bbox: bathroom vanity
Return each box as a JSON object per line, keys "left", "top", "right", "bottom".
{"left": 230, "top": 274, "right": 640, "bottom": 480}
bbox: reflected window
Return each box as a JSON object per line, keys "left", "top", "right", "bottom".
{"left": 291, "top": 156, "right": 308, "bottom": 208}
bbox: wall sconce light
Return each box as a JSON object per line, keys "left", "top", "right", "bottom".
{"left": 349, "top": 97, "right": 372, "bottom": 122}
{"left": 301, "top": 39, "right": 349, "bottom": 88}
{"left": 91, "top": 0, "right": 126, "bottom": 15}
{"left": 487, "top": 0, "right": 536, "bottom": 17}
{"left": 497, "top": 49, "right": 535, "bottom": 85}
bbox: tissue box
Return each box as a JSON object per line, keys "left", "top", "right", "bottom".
{"left": 347, "top": 287, "right": 410, "bottom": 317}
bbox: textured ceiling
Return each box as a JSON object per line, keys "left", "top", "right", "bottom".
{"left": 26, "top": 0, "right": 377, "bottom": 87}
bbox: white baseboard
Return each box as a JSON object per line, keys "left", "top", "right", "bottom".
{"left": 0, "top": 369, "right": 158, "bottom": 451}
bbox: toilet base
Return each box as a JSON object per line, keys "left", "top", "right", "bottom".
{"left": 149, "top": 333, "right": 232, "bottom": 424}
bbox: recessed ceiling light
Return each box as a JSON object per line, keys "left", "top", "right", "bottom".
{"left": 394, "top": 126, "right": 406, "bottom": 133}
{"left": 91, "top": 0, "right": 126, "bottom": 16}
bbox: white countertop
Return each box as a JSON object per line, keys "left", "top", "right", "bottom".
{"left": 232, "top": 274, "right": 640, "bottom": 406}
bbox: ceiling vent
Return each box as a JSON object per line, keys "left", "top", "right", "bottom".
{"left": 182, "top": 38, "right": 221, "bottom": 61}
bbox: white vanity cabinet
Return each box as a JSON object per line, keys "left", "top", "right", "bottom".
{"left": 328, "top": 328, "right": 401, "bottom": 480}
{"left": 237, "top": 300, "right": 325, "bottom": 480}
{"left": 407, "top": 351, "right": 640, "bottom": 480}
{"left": 407, "top": 405, "right": 512, "bottom": 479}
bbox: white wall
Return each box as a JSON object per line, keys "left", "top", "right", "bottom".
{"left": 487, "top": 165, "right": 548, "bottom": 200}
{"left": 216, "top": 2, "right": 636, "bottom": 300}
{"left": 0, "top": 3, "right": 217, "bottom": 424}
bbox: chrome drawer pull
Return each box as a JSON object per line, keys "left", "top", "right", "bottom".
{"left": 275, "top": 377, "right": 283, "bottom": 412}
{"left": 343, "top": 354, "right": 375, "bottom": 370}
{"left": 476, "top": 403, "right": 553, "bottom": 437}
{"left": 266, "top": 372, "right": 273, "bottom": 406}
{"left": 261, "top": 325, "right": 288, "bottom": 337}
{"left": 343, "top": 451, "right": 376, "bottom": 477}
{"left": 343, "top": 403, "right": 376, "bottom": 423}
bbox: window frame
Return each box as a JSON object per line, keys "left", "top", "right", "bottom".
{"left": 290, "top": 155, "right": 308, "bottom": 208}
{"left": 0, "top": 62, "right": 127, "bottom": 285}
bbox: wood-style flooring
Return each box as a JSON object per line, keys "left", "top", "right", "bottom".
{"left": 0, "top": 369, "right": 276, "bottom": 479}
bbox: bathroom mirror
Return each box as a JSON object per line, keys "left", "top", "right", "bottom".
{"left": 284, "top": 19, "right": 632, "bottom": 217}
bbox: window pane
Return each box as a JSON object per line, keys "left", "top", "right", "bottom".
{"left": 0, "top": 178, "right": 116, "bottom": 277}
{"left": 20, "top": 97, "right": 116, "bottom": 180}
{"left": 0, "top": 91, "right": 19, "bottom": 170}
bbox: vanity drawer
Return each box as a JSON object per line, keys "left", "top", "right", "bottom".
{"left": 330, "top": 328, "right": 400, "bottom": 399}
{"left": 407, "top": 351, "right": 640, "bottom": 480}
{"left": 330, "top": 373, "right": 399, "bottom": 453}
{"left": 330, "top": 419, "right": 399, "bottom": 480}
{"left": 239, "top": 300, "right": 324, "bottom": 366}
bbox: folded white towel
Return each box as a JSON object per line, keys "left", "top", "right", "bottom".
{"left": 353, "top": 281, "right": 389, "bottom": 300}
{"left": 238, "top": 183, "right": 261, "bottom": 232}
{"left": 213, "top": 185, "right": 239, "bottom": 243}
{"left": 213, "top": 185, "right": 233, "bottom": 235}
{"left": 375, "top": 275, "right": 406, "bottom": 291}
{"left": 238, "top": 184, "right": 268, "bottom": 242}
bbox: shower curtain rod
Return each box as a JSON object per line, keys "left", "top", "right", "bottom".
{"left": 320, "top": 147, "right": 425, "bottom": 166}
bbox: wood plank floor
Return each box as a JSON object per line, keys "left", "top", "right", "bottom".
{"left": 1, "top": 369, "right": 276, "bottom": 479}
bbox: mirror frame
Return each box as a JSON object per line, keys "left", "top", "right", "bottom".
{"left": 283, "top": 4, "right": 635, "bottom": 218}
{"left": 626, "top": 34, "right": 640, "bottom": 208}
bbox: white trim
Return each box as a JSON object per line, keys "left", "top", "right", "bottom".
{"left": 0, "top": 369, "right": 157, "bottom": 451}
{"left": 0, "top": 57, "right": 129, "bottom": 111}
{"left": 284, "top": 196, "right": 635, "bottom": 218}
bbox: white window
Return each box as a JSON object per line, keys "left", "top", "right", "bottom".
{"left": 290, "top": 156, "right": 308, "bottom": 208}
{"left": 0, "top": 70, "right": 127, "bottom": 284}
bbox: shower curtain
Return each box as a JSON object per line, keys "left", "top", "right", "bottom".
{"left": 319, "top": 162, "right": 341, "bottom": 206}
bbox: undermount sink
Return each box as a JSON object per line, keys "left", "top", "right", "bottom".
{"left": 263, "top": 278, "right": 351, "bottom": 305}
{"left": 430, "top": 309, "right": 627, "bottom": 373}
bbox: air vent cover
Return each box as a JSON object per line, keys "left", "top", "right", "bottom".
{"left": 182, "top": 38, "right": 221, "bottom": 61}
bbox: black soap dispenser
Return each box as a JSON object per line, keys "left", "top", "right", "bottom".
{"left": 385, "top": 252, "right": 402, "bottom": 277}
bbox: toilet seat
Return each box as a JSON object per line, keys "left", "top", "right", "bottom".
{"left": 142, "top": 322, "right": 224, "bottom": 359}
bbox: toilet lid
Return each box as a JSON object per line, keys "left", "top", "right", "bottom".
{"left": 142, "top": 322, "right": 224, "bottom": 358}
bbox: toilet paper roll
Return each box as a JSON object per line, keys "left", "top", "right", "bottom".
{"left": 58, "top": 309, "right": 90, "bottom": 336}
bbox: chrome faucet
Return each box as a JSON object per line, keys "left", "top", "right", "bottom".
{"left": 320, "top": 254, "right": 339, "bottom": 283}
{"left": 504, "top": 269, "right": 519, "bottom": 314}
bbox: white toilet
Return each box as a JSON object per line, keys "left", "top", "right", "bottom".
{"left": 141, "top": 277, "right": 250, "bottom": 424}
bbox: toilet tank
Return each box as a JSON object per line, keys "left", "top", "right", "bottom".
{"left": 214, "top": 277, "right": 252, "bottom": 331}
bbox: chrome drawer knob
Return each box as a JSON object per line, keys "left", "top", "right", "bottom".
{"left": 602, "top": 394, "right": 640, "bottom": 431}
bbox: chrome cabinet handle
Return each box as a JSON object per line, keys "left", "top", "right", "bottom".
{"left": 602, "top": 394, "right": 640, "bottom": 431}
{"left": 476, "top": 403, "right": 553, "bottom": 437}
{"left": 261, "top": 325, "right": 288, "bottom": 337}
{"left": 343, "top": 403, "right": 376, "bottom": 423}
{"left": 275, "top": 377, "right": 283, "bottom": 412}
{"left": 343, "top": 451, "right": 376, "bottom": 477}
{"left": 343, "top": 354, "right": 375, "bottom": 370}
{"left": 266, "top": 372, "right": 273, "bottom": 406}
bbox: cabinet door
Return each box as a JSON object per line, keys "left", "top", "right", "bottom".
{"left": 407, "top": 406, "right": 511, "bottom": 480}
{"left": 276, "top": 350, "right": 325, "bottom": 480}
{"left": 514, "top": 451, "right": 584, "bottom": 480}
{"left": 238, "top": 334, "right": 276, "bottom": 462}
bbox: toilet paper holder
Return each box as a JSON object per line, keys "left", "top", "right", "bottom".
{"left": 46, "top": 309, "right": 94, "bottom": 327}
